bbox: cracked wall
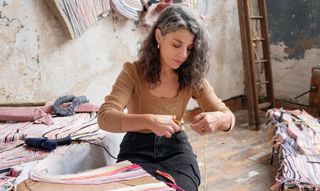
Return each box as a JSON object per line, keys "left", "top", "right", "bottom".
{"left": 267, "top": 0, "right": 320, "bottom": 105}
{"left": 0, "top": 0, "right": 243, "bottom": 106}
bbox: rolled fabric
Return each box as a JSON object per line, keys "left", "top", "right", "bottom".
{"left": 0, "top": 106, "right": 53, "bottom": 125}
{"left": 25, "top": 137, "right": 48, "bottom": 149}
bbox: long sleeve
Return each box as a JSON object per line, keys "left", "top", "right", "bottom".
{"left": 98, "top": 63, "right": 135, "bottom": 132}
{"left": 192, "top": 79, "right": 235, "bottom": 130}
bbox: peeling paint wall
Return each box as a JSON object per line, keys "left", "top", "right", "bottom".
{"left": 0, "top": 0, "right": 243, "bottom": 107}
{"left": 267, "top": 0, "right": 320, "bottom": 105}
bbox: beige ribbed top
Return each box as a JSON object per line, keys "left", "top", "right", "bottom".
{"left": 98, "top": 61, "right": 234, "bottom": 132}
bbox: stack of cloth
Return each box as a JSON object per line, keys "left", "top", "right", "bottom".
{"left": 17, "top": 157, "right": 173, "bottom": 191}
{"left": 267, "top": 108, "right": 320, "bottom": 190}
{"left": 0, "top": 96, "right": 172, "bottom": 190}
{"left": 0, "top": 113, "right": 107, "bottom": 169}
{"left": 0, "top": 112, "right": 118, "bottom": 190}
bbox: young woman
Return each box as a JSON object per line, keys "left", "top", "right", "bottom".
{"left": 98, "top": 5, "right": 235, "bottom": 191}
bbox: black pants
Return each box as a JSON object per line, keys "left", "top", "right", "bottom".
{"left": 117, "top": 131, "right": 200, "bottom": 191}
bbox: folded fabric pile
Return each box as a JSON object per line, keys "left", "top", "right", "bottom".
{"left": 0, "top": 113, "right": 108, "bottom": 169}
{"left": 0, "top": 112, "right": 113, "bottom": 190}
{"left": 267, "top": 108, "right": 320, "bottom": 190}
{"left": 17, "top": 150, "right": 173, "bottom": 191}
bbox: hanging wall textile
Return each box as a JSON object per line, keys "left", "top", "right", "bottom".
{"left": 111, "top": 0, "right": 143, "bottom": 21}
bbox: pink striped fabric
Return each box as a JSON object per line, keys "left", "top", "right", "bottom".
{"left": 267, "top": 108, "right": 320, "bottom": 190}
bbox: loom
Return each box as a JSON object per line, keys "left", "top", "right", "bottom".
{"left": 310, "top": 67, "right": 320, "bottom": 115}
{"left": 295, "top": 66, "right": 320, "bottom": 116}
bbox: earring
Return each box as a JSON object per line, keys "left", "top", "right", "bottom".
{"left": 157, "top": 44, "right": 160, "bottom": 49}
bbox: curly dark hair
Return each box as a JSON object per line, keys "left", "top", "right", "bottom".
{"left": 138, "top": 4, "right": 209, "bottom": 90}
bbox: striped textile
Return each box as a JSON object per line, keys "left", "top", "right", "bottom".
{"left": 0, "top": 113, "right": 111, "bottom": 189}
{"left": 18, "top": 158, "right": 173, "bottom": 191}
{"left": 0, "top": 113, "right": 109, "bottom": 169}
{"left": 267, "top": 108, "right": 320, "bottom": 190}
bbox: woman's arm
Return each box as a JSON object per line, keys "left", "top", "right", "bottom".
{"left": 98, "top": 63, "right": 181, "bottom": 137}
{"left": 191, "top": 79, "right": 235, "bottom": 135}
{"left": 98, "top": 63, "right": 135, "bottom": 132}
{"left": 191, "top": 110, "right": 235, "bottom": 135}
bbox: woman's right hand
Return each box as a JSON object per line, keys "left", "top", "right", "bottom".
{"left": 147, "top": 114, "right": 182, "bottom": 138}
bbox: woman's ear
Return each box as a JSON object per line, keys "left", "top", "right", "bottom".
{"left": 155, "top": 28, "right": 162, "bottom": 44}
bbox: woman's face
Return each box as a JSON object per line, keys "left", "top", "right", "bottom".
{"left": 156, "top": 28, "right": 194, "bottom": 70}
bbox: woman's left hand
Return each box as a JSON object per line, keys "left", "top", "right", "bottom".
{"left": 191, "top": 111, "right": 231, "bottom": 135}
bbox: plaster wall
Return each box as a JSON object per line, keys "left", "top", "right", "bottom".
{"left": 0, "top": 0, "right": 243, "bottom": 108}
{"left": 267, "top": 0, "right": 320, "bottom": 105}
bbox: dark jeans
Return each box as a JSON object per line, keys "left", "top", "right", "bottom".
{"left": 117, "top": 131, "right": 200, "bottom": 191}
